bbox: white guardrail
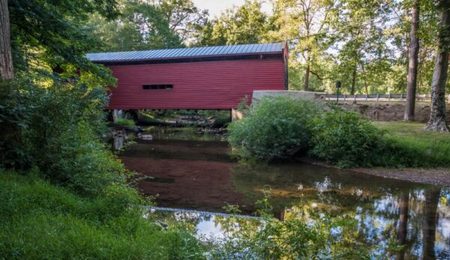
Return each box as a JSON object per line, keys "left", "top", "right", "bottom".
{"left": 321, "top": 93, "right": 450, "bottom": 103}
{"left": 252, "top": 91, "right": 450, "bottom": 103}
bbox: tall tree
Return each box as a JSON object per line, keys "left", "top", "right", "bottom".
{"left": 88, "top": 0, "right": 207, "bottom": 51}
{"left": 405, "top": 0, "right": 420, "bottom": 121}
{"left": 426, "top": 0, "right": 450, "bottom": 131}
{"left": 271, "top": 0, "right": 336, "bottom": 91}
{"left": 197, "top": 0, "right": 270, "bottom": 46}
{"left": 415, "top": 1, "right": 440, "bottom": 94}
{"left": 331, "top": 0, "right": 397, "bottom": 95}
{"left": 0, "top": 0, "right": 13, "bottom": 80}
{"left": 158, "top": 0, "right": 208, "bottom": 44}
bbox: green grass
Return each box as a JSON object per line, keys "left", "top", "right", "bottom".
{"left": 374, "top": 121, "right": 450, "bottom": 167}
{"left": 0, "top": 170, "right": 204, "bottom": 259}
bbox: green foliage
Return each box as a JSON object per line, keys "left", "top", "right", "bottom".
{"left": 254, "top": 186, "right": 274, "bottom": 217}
{"left": 287, "top": 63, "right": 327, "bottom": 91}
{"left": 251, "top": 219, "right": 325, "bottom": 258}
{"left": 115, "top": 118, "right": 136, "bottom": 127}
{"left": 311, "top": 109, "right": 385, "bottom": 167}
{"left": 9, "top": 0, "right": 119, "bottom": 75}
{"left": 88, "top": 0, "right": 208, "bottom": 52}
{"left": 88, "top": 5, "right": 181, "bottom": 51}
{"left": 228, "top": 97, "right": 324, "bottom": 160}
{"left": 0, "top": 80, "right": 28, "bottom": 168}
{"left": 270, "top": 0, "right": 337, "bottom": 91}
{"left": 0, "top": 170, "right": 204, "bottom": 259}
{"left": 207, "top": 207, "right": 370, "bottom": 259}
{"left": 0, "top": 78, "right": 127, "bottom": 196}
{"left": 222, "top": 204, "right": 242, "bottom": 214}
{"left": 196, "top": 0, "right": 271, "bottom": 46}
{"left": 228, "top": 98, "right": 450, "bottom": 168}
{"left": 42, "top": 121, "right": 126, "bottom": 196}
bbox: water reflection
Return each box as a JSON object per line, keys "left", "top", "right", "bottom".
{"left": 396, "top": 192, "right": 409, "bottom": 260}
{"left": 422, "top": 188, "right": 440, "bottom": 259}
{"left": 122, "top": 140, "right": 450, "bottom": 259}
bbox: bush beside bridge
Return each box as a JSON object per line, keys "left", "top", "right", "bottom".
{"left": 228, "top": 97, "right": 450, "bottom": 168}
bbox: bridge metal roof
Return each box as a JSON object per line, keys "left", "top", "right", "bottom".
{"left": 86, "top": 42, "right": 285, "bottom": 64}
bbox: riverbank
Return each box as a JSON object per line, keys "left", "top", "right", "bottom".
{"left": 0, "top": 170, "right": 203, "bottom": 258}
{"left": 351, "top": 167, "right": 450, "bottom": 186}
{"left": 374, "top": 121, "right": 450, "bottom": 166}
{"left": 317, "top": 121, "right": 450, "bottom": 185}
{"left": 363, "top": 121, "right": 450, "bottom": 185}
{"left": 297, "top": 157, "right": 450, "bottom": 186}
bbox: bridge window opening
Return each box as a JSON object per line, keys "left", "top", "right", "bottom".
{"left": 143, "top": 84, "right": 173, "bottom": 90}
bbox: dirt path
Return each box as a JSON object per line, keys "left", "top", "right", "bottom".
{"left": 297, "top": 157, "right": 450, "bottom": 186}
{"left": 350, "top": 167, "right": 450, "bottom": 186}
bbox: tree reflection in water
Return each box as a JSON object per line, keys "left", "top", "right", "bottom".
{"left": 422, "top": 188, "right": 441, "bottom": 259}
{"left": 396, "top": 192, "right": 409, "bottom": 260}
{"left": 146, "top": 169, "right": 450, "bottom": 258}
{"left": 229, "top": 163, "right": 450, "bottom": 259}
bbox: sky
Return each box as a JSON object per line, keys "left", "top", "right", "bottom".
{"left": 192, "top": 0, "right": 272, "bottom": 18}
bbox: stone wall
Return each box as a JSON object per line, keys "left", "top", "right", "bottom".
{"left": 339, "top": 102, "right": 450, "bottom": 122}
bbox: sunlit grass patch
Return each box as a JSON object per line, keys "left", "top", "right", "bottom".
{"left": 374, "top": 121, "right": 450, "bottom": 167}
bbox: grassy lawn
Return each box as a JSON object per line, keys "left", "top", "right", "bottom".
{"left": 0, "top": 170, "right": 203, "bottom": 259}
{"left": 375, "top": 121, "right": 450, "bottom": 141}
{"left": 374, "top": 121, "right": 450, "bottom": 167}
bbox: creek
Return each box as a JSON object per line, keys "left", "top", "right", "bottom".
{"left": 120, "top": 128, "right": 450, "bottom": 259}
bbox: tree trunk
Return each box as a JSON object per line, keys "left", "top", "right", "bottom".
{"left": 361, "top": 63, "right": 369, "bottom": 95}
{"left": 0, "top": 0, "right": 13, "bottom": 80}
{"left": 304, "top": 55, "right": 310, "bottom": 91}
{"left": 426, "top": 1, "right": 450, "bottom": 131}
{"left": 404, "top": 0, "right": 420, "bottom": 121}
{"left": 421, "top": 188, "right": 440, "bottom": 259}
{"left": 351, "top": 65, "right": 357, "bottom": 95}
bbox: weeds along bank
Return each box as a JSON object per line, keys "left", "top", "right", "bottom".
{"left": 0, "top": 171, "right": 203, "bottom": 259}
{"left": 0, "top": 79, "right": 204, "bottom": 258}
{"left": 228, "top": 97, "right": 450, "bottom": 168}
{"left": 0, "top": 78, "right": 126, "bottom": 196}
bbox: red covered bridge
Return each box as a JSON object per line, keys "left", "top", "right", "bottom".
{"left": 87, "top": 42, "right": 288, "bottom": 110}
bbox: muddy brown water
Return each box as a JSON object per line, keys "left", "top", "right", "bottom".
{"left": 120, "top": 139, "right": 450, "bottom": 259}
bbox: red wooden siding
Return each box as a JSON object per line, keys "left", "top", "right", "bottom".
{"left": 106, "top": 58, "right": 285, "bottom": 110}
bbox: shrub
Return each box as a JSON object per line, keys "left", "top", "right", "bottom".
{"left": 0, "top": 77, "right": 129, "bottom": 196}
{"left": 228, "top": 97, "right": 324, "bottom": 160}
{"left": 0, "top": 80, "right": 31, "bottom": 168}
{"left": 311, "top": 109, "right": 385, "bottom": 167}
{"left": 208, "top": 205, "right": 370, "bottom": 259}
{"left": 41, "top": 121, "right": 128, "bottom": 196}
